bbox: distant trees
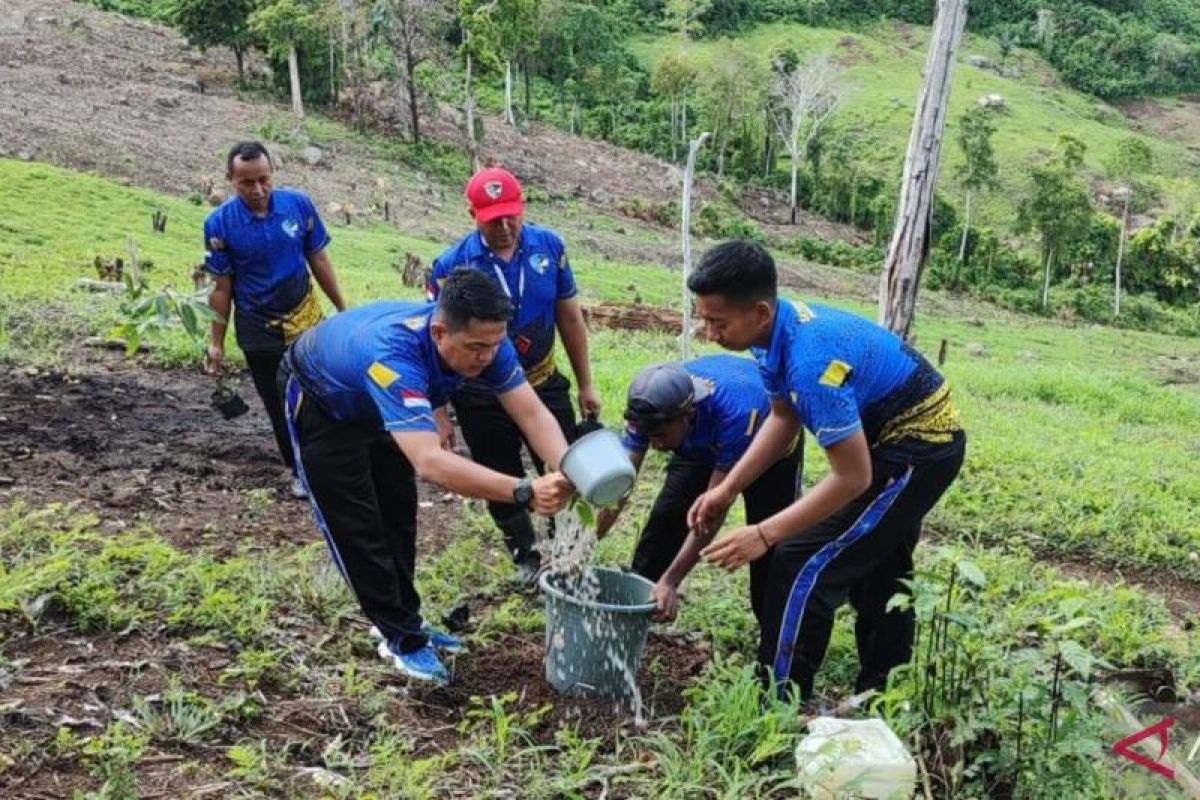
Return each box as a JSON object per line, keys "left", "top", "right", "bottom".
{"left": 1017, "top": 135, "right": 1094, "bottom": 310}
{"left": 167, "top": 0, "right": 258, "bottom": 80}
{"left": 369, "top": 0, "right": 451, "bottom": 144}
{"left": 652, "top": 54, "right": 697, "bottom": 161}
{"left": 250, "top": 0, "right": 329, "bottom": 119}
{"left": 1105, "top": 136, "right": 1153, "bottom": 316}
{"left": 954, "top": 105, "right": 1000, "bottom": 266}
{"left": 768, "top": 52, "right": 848, "bottom": 225}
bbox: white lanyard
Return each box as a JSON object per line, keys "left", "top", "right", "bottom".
{"left": 491, "top": 259, "right": 524, "bottom": 310}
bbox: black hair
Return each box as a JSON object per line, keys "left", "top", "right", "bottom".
{"left": 687, "top": 239, "right": 777, "bottom": 304}
{"left": 436, "top": 268, "right": 513, "bottom": 332}
{"left": 226, "top": 141, "right": 272, "bottom": 173}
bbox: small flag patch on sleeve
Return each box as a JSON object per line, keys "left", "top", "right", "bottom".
{"left": 819, "top": 360, "right": 851, "bottom": 387}
{"left": 368, "top": 361, "right": 400, "bottom": 389}
{"left": 401, "top": 390, "right": 431, "bottom": 409}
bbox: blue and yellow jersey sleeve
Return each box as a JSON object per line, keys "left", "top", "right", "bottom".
{"left": 796, "top": 359, "right": 862, "bottom": 448}
{"left": 362, "top": 358, "right": 437, "bottom": 433}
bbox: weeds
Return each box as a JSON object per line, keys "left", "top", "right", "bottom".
{"left": 225, "top": 739, "right": 290, "bottom": 793}
{"left": 130, "top": 678, "right": 223, "bottom": 746}
{"left": 79, "top": 721, "right": 149, "bottom": 800}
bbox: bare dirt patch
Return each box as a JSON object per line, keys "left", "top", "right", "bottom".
{"left": 1117, "top": 96, "right": 1200, "bottom": 160}
{"left": 0, "top": 0, "right": 864, "bottom": 280}
{"left": 0, "top": 353, "right": 461, "bottom": 556}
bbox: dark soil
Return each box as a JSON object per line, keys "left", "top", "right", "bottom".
{"left": 409, "top": 631, "right": 710, "bottom": 744}
{"left": 0, "top": 354, "right": 713, "bottom": 797}
{"left": 0, "top": 353, "right": 463, "bottom": 555}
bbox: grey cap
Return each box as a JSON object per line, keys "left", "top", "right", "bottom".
{"left": 624, "top": 362, "right": 712, "bottom": 433}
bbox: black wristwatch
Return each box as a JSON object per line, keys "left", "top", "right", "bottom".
{"left": 512, "top": 478, "right": 534, "bottom": 510}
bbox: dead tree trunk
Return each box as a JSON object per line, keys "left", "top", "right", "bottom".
{"left": 464, "top": 40, "right": 480, "bottom": 172}
{"left": 1114, "top": 194, "right": 1129, "bottom": 316}
{"left": 287, "top": 42, "right": 305, "bottom": 120}
{"left": 681, "top": 131, "right": 711, "bottom": 360}
{"left": 878, "top": 0, "right": 967, "bottom": 339}
{"left": 504, "top": 60, "right": 516, "bottom": 125}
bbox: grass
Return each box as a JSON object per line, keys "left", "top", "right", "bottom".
{"left": 1, "top": 501, "right": 1196, "bottom": 797}
{"left": 4, "top": 156, "right": 1199, "bottom": 580}
{"left": 3, "top": 159, "right": 1200, "bottom": 796}
{"left": 631, "top": 21, "right": 1200, "bottom": 232}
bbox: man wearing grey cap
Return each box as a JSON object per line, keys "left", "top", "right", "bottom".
{"left": 597, "top": 354, "right": 802, "bottom": 625}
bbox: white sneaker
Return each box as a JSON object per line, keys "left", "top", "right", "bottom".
{"left": 290, "top": 477, "right": 308, "bottom": 499}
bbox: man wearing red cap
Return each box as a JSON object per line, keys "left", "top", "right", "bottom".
{"left": 427, "top": 167, "right": 599, "bottom": 586}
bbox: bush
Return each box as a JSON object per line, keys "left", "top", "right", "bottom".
{"left": 989, "top": 284, "right": 1200, "bottom": 336}
{"left": 693, "top": 203, "right": 766, "bottom": 242}
{"left": 777, "top": 235, "right": 882, "bottom": 271}
{"left": 617, "top": 198, "right": 678, "bottom": 228}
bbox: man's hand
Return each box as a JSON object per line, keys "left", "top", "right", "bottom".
{"left": 531, "top": 473, "right": 574, "bottom": 515}
{"left": 204, "top": 343, "right": 224, "bottom": 375}
{"left": 434, "top": 408, "right": 456, "bottom": 452}
{"left": 650, "top": 580, "right": 680, "bottom": 622}
{"left": 687, "top": 484, "right": 734, "bottom": 538}
{"left": 577, "top": 384, "right": 602, "bottom": 419}
{"left": 701, "top": 525, "right": 769, "bottom": 571}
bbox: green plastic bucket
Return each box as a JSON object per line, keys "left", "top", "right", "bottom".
{"left": 540, "top": 567, "right": 656, "bottom": 698}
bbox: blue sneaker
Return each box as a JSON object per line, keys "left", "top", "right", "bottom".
{"left": 368, "top": 623, "right": 465, "bottom": 653}
{"left": 377, "top": 640, "right": 449, "bottom": 684}
{"left": 421, "top": 621, "right": 465, "bottom": 653}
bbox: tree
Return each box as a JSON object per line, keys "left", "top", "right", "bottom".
{"left": 168, "top": 0, "right": 259, "bottom": 81}
{"left": 661, "top": 0, "right": 711, "bottom": 42}
{"left": 681, "top": 132, "right": 711, "bottom": 360}
{"left": 879, "top": 0, "right": 966, "bottom": 338}
{"left": 652, "top": 54, "right": 697, "bottom": 162}
{"left": 696, "top": 47, "right": 765, "bottom": 177}
{"left": 993, "top": 26, "right": 1019, "bottom": 73}
{"left": 953, "top": 105, "right": 1000, "bottom": 272}
{"left": 493, "top": 0, "right": 540, "bottom": 126}
{"left": 251, "top": 0, "right": 329, "bottom": 119}
{"left": 1105, "top": 136, "right": 1154, "bottom": 315}
{"left": 533, "top": 1, "right": 624, "bottom": 130}
{"left": 458, "top": 0, "right": 501, "bottom": 171}
{"left": 1017, "top": 135, "right": 1094, "bottom": 311}
{"left": 369, "top": 0, "right": 451, "bottom": 144}
{"left": 769, "top": 52, "right": 848, "bottom": 225}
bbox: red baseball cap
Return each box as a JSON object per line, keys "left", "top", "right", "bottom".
{"left": 465, "top": 167, "right": 524, "bottom": 223}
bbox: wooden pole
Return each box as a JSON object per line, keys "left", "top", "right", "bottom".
{"left": 879, "top": 0, "right": 967, "bottom": 338}
{"left": 681, "top": 131, "right": 711, "bottom": 360}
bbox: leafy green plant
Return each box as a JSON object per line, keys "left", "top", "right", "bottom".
{"left": 226, "top": 739, "right": 289, "bottom": 793}
{"left": 108, "top": 247, "right": 220, "bottom": 357}
{"left": 131, "top": 679, "right": 223, "bottom": 746}
{"left": 80, "top": 721, "right": 150, "bottom": 800}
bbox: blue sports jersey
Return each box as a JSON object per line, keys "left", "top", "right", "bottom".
{"left": 427, "top": 223, "right": 576, "bottom": 388}
{"left": 203, "top": 188, "right": 331, "bottom": 352}
{"left": 288, "top": 301, "right": 526, "bottom": 433}
{"left": 753, "top": 299, "right": 924, "bottom": 448}
{"left": 621, "top": 355, "right": 771, "bottom": 472}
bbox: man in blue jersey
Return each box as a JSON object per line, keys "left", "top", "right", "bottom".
{"left": 203, "top": 141, "right": 347, "bottom": 499}
{"left": 595, "top": 355, "right": 802, "bottom": 630}
{"left": 687, "top": 240, "right": 965, "bottom": 700}
{"left": 280, "top": 269, "right": 574, "bottom": 684}
{"left": 427, "top": 167, "right": 598, "bottom": 585}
